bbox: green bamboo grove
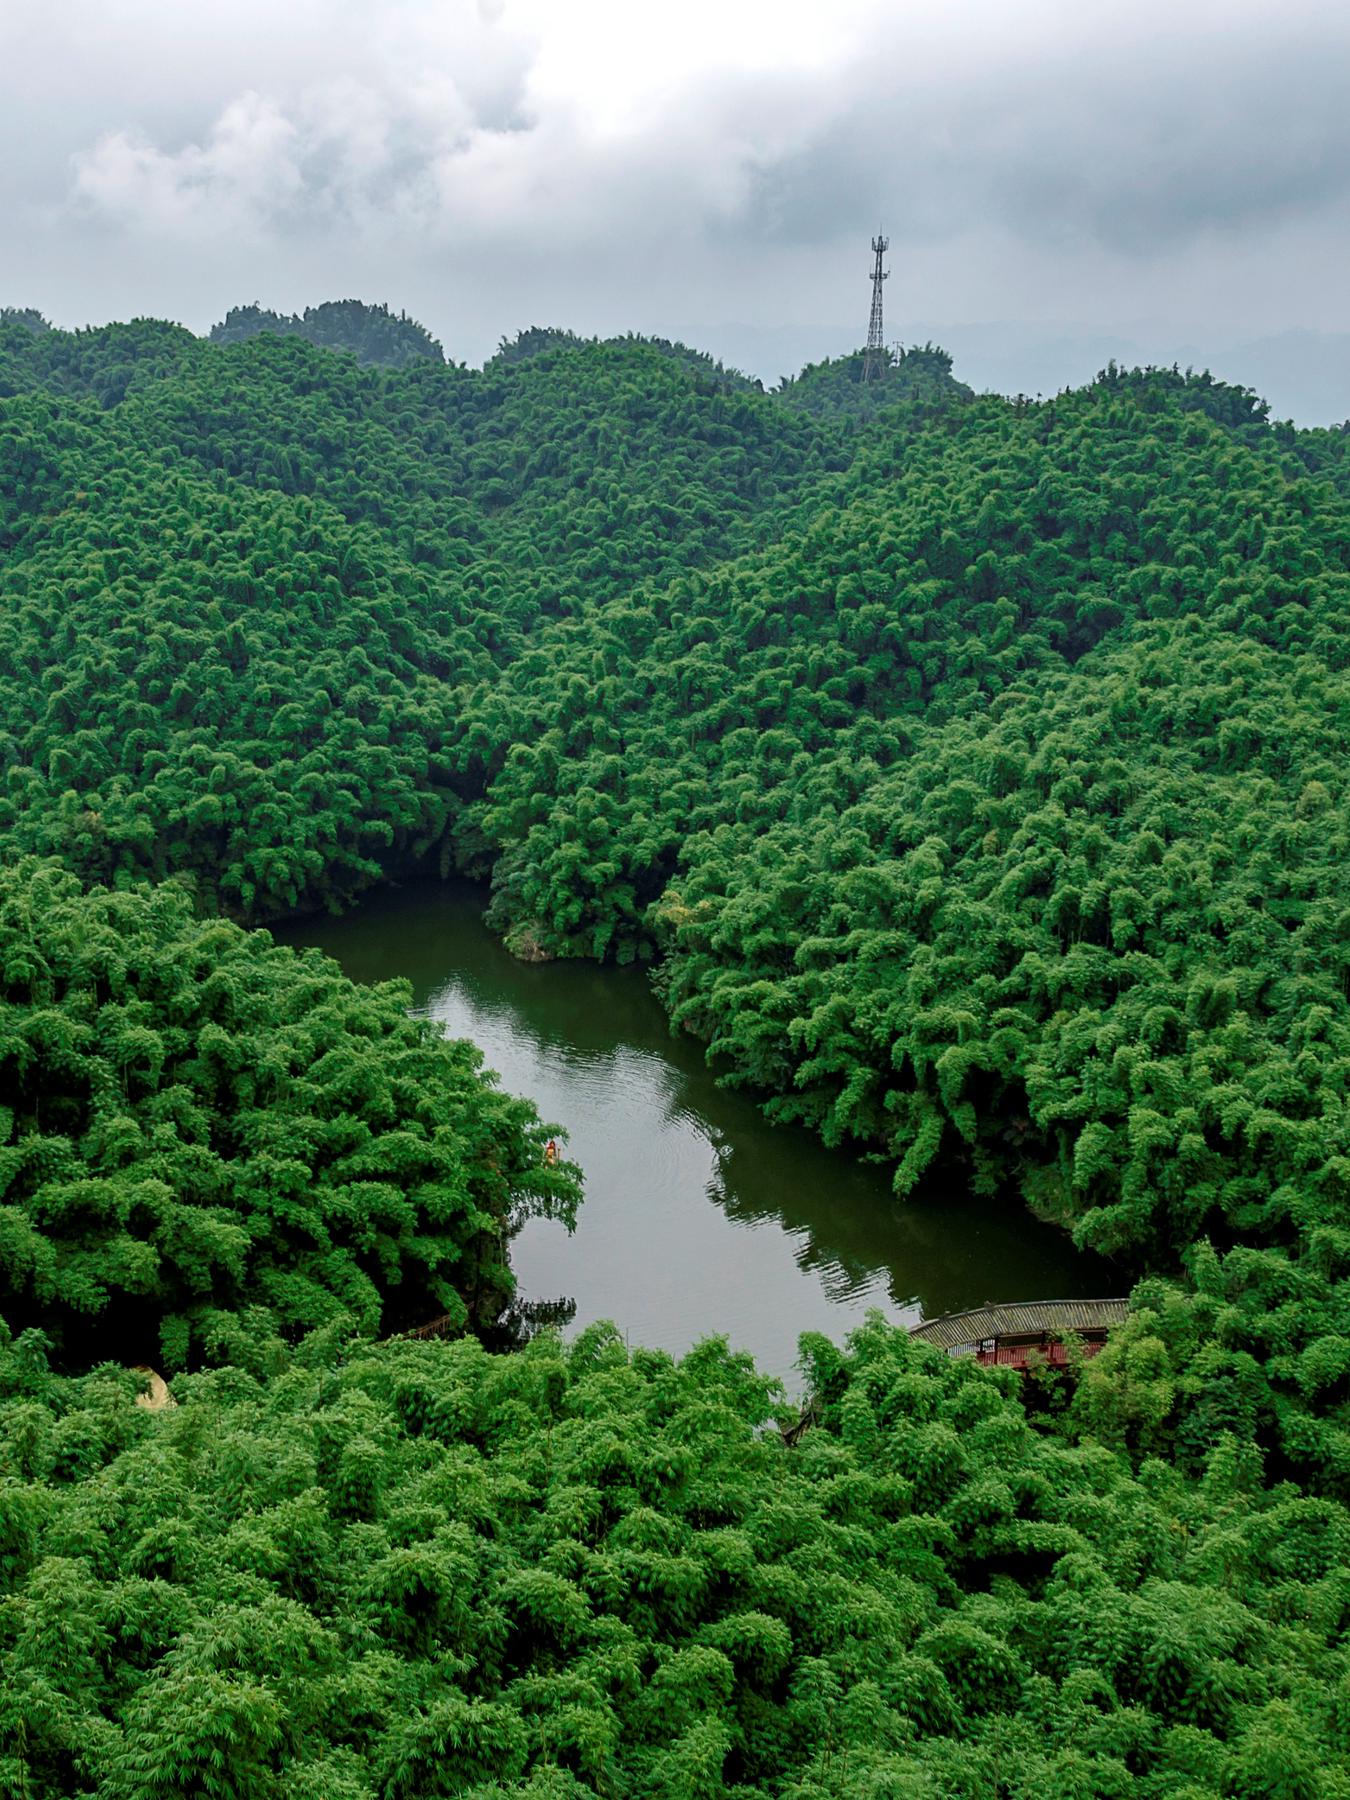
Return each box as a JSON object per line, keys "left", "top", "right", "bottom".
{"left": 2, "top": 308, "right": 1350, "bottom": 1795}
{"left": 4, "top": 1313, "right": 1348, "bottom": 1800}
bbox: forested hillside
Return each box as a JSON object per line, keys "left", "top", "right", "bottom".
{"left": 3, "top": 310, "right": 1350, "bottom": 1795}
{"left": 0, "top": 319, "right": 841, "bottom": 917}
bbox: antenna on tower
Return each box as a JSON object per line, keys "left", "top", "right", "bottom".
{"left": 863, "top": 230, "right": 889, "bottom": 382}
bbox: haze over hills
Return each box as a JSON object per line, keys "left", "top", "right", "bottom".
{"left": 11, "top": 293, "right": 1350, "bottom": 425}
{"left": 695, "top": 319, "right": 1350, "bottom": 426}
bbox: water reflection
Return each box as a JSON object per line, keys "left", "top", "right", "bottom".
{"left": 277, "top": 879, "right": 1110, "bottom": 1382}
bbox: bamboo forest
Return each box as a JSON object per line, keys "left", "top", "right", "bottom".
{"left": 2, "top": 306, "right": 1350, "bottom": 1798}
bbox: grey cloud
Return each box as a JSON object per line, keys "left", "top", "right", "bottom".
{"left": 735, "top": 15, "right": 1350, "bottom": 255}
{"left": 4, "top": 0, "right": 1350, "bottom": 389}
{"left": 49, "top": 2, "right": 1350, "bottom": 254}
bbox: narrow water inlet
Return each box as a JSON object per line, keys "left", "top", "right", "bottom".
{"left": 278, "top": 879, "right": 1111, "bottom": 1384}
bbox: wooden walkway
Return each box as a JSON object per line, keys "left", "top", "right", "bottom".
{"left": 910, "top": 1297, "right": 1129, "bottom": 1353}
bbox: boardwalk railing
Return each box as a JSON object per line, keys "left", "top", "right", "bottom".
{"left": 909, "top": 1297, "right": 1129, "bottom": 1353}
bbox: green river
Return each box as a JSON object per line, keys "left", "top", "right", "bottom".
{"left": 280, "top": 880, "right": 1110, "bottom": 1382}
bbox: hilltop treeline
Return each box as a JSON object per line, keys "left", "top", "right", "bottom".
{"left": 4, "top": 311, "right": 1350, "bottom": 1793}
{"left": 209, "top": 300, "right": 446, "bottom": 367}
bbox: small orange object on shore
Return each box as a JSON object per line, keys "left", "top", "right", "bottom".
{"left": 544, "top": 1138, "right": 558, "bottom": 1166}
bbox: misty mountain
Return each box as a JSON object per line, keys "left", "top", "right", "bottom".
{"left": 699, "top": 318, "right": 1350, "bottom": 426}
{"left": 209, "top": 299, "right": 445, "bottom": 367}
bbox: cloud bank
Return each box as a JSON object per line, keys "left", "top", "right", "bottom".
{"left": 4, "top": 0, "right": 1350, "bottom": 378}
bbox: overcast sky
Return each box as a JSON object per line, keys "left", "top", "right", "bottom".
{"left": 5, "top": 0, "right": 1350, "bottom": 402}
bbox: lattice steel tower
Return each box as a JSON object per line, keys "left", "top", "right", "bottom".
{"left": 863, "top": 230, "right": 889, "bottom": 382}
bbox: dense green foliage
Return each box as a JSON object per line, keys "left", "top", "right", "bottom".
{"left": 209, "top": 301, "right": 445, "bottom": 367}
{"left": 5, "top": 312, "right": 1350, "bottom": 1789}
{"left": 468, "top": 366, "right": 1350, "bottom": 1256}
{"left": 0, "top": 861, "right": 576, "bottom": 1365}
{"left": 4, "top": 1312, "right": 1348, "bottom": 1800}
{"left": 0, "top": 320, "right": 840, "bottom": 917}
{"left": 491, "top": 327, "right": 760, "bottom": 392}
{"left": 5, "top": 318, "right": 1350, "bottom": 1288}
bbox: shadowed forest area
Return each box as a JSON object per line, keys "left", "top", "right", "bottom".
{"left": 2, "top": 310, "right": 1350, "bottom": 1796}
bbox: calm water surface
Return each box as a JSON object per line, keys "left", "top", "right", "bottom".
{"left": 279, "top": 881, "right": 1109, "bottom": 1383}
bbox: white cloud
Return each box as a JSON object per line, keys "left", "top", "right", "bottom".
{"left": 72, "top": 94, "right": 303, "bottom": 239}
{"left": 59, "top": 0, "right": 858, "bottom": 246}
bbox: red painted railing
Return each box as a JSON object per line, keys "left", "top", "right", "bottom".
{"left": 976, "top": 1337, "right": 1108, "bottom": 1371}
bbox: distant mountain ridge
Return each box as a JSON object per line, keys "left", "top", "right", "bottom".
{"left": 698, "top": 317, "right": 1350, "bottom": 427}
{"left": 16, "top": 292, "right": 1347, "bottom": 422}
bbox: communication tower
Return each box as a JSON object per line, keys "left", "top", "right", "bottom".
{"left": 863, "top": 231, "right": 889, "bottom": 382}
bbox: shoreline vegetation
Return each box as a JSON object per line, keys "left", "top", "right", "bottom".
{"left": 2, "top": 307, "right": 1349, "bottom": 1796}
